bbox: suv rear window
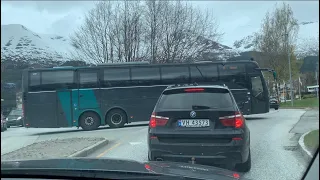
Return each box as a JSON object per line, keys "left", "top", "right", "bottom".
{"left": 157, "top": 89, "right": 234, "bottom": 109}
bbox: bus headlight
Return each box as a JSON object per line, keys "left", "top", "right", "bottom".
{"left": 17, "top": 117, "right": 22, "bottom": 120}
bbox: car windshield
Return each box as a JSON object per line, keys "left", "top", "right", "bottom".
{"left": 9, "top": 110, "right": 22, "bottom": 116}
{"left": 1, "top": 1, "right": 319, "bottom": 180}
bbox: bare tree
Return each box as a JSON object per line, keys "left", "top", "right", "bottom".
{"left": 144, "top": 0, "right": 167, "bottom": 63}
{"left": 154, "top": 1, "right": 221, "bottom": 63}
{"left": 119, "top": 1, "right": 144, "bottom": 62}
{"left": 70, "top": 0, "right": 221, "bottom": 64}
{"left": 70, "top": 1, "right": 114, "bottom": 64}
{"left": 253, "top": 2, "right": 300, "bottom": 82}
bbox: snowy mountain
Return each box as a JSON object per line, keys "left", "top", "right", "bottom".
{"left": 233, "top": 35, "right": 256, "bottom": 52}
{"left": 1, "top": 24, "right": 73, "bottom": 66}
{"left": 233, "top": 21, "right": 319, "bottom": 56}
{"left": 194, "top": 35, "right": 240, "bottom": 61}
{"left": 1, "top": 24, "right": 242, "bottom": 68}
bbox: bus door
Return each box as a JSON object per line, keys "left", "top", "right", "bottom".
{"left": 231, "top": 89, "right": 251, "bottom": 115}
{"left": 76, "top": 69, "right": 101, "bottom": 120}
{"left": 249, "top": 75, "right": 269, "bottom": 114}
{"left": 57, "top": 89, "right": 74, "bottom": 127}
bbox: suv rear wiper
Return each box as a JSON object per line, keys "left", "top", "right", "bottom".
{"left": 192, "top": 105, "right": 212, "bottom": 110}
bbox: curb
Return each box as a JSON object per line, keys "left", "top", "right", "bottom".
{"left": 298, "top": 131, "right": 314, "bottom": 162}
{"left": 68, "top": 139, "right": 109, "bottom": 157}
{"left": 280, "top": 107, "right": 311, "bottom": 109}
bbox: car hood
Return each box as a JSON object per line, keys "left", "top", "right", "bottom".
{"left": 1, "top": 158, "right": 250, "bottom": 180}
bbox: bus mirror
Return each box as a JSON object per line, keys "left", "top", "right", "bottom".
{"left": 272, "top": 71, "right": 277, "bottom": 80}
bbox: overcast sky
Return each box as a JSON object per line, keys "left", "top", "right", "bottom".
{"left": 1, "top": 1, "right": 319, "bottom": 47}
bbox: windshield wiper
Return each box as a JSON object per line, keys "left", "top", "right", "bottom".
{"left": 192, "top": 105, "right": 212, "bottom": 110}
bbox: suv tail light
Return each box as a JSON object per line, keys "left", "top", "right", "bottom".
{"left": 149, "top": 112, "right": 169, "bottom": 128}
{"left": 219, "top": 111, "right": 244, "bottom": 128}
{"left": 184, "top": 88, "right": 204, "bottom": 92}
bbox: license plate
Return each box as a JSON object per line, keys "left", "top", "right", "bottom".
{"left": 178, "top": 119, "right": 210, "bottom": 127}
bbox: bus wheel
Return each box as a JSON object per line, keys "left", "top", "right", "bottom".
{"left": 79, "top": 112, "right": 100, "bottom": 131}
{"left": 106, "top": 109, "right": 126, "bottom": 128}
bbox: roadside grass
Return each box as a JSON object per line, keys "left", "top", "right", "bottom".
{"left": 304, "top": 129, "right": 319, "bottom": 152}
{"left": 280, "top": 97, "right": 319, "bottom": 108}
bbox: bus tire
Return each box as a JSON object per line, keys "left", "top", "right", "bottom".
{"left": 106, "top": 109, "right": 126, "bottom": 128}
{"left": 79, "top": 111, "right": 100, "bottom": 131}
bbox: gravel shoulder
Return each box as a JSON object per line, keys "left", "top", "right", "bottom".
{"left": 2, "top": 137, "right": 105, "bottom": 161}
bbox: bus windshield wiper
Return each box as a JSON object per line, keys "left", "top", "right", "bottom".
{"left": 192, "top": 105, "right": 212, "bottom": 110}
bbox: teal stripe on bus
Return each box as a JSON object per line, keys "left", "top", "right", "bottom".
{"left": 57, "top": 91, "right": 72, "bottom": 126}
{"left": 77, "top": 89, "right": 103, "bottom": 125}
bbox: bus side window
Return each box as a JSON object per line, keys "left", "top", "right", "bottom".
{"left": 251, "top": 76, "right": 264, "bottom": 99}
{"left": 79, "top": 72, "right": 98, "bottom": 89}
{"left": 41, "top": 71, "right": 74, "bottom": 91}
{"left": 131, "top": 67, "right": 160, "bottom": 86}
{"left": 190, "top": 65, "right": 218, "bottom": 83}
{"left": 29, "top": 72, "right": 41, "bottom": 92}
{"left": 103, "top": 68, "right": 130, "bottom": 87}
{"left": 220, "top": 74, "right": 248, "bottom": 89}
{"left": 161, "top": 66, "right": 189, "bottom": 85}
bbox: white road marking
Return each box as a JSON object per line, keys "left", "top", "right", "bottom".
{"left": 129, "top": 142, "right": 142, "bottom": 145}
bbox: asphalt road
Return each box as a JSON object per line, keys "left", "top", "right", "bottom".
{"left": 1, "top": 109, "right": 312, "bottom": 180}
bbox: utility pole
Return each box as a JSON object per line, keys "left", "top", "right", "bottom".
{"left": 285, "top": 32, "right": 294, "bottom": 106}
{"left": 298, "top": 77, "right": 301, "bottom": 100}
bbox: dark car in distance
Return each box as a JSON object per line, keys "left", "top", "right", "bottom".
{"left": 148, "top": 84, "right": 251, "bottom": 172}
{"left": 6, "top": 109, "right": 24, "bottom": 127}
{"left": 269, "top": 97, "right": 279, "bottom": 110}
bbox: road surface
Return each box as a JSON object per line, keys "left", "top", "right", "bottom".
{"left": 1, "top": 109, "right": 313, "bottom": 180}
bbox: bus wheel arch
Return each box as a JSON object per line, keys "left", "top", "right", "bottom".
{"left": 79, "top": 110, "right": 101, "bottom": 131}
{"left": 105, "top": 108, "right": 127, "bottom": 128}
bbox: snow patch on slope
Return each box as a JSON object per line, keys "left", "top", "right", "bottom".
{"left": 1, "top": 24, "right": 72, "bottom": 62}
{"left": 233, "top": 21, "right": 319, "bottom": 55}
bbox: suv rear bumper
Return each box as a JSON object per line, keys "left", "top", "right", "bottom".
{"left": 148, "top": 139, "right": 250, "bottom": 165}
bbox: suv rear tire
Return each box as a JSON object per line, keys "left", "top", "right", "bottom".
{"left": 235, "top": 149, "right": 251, "bottom": 172}
{"left": 106, "top": 109, "right": 126, "bottom": 128}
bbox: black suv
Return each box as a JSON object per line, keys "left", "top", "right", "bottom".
{"left": 148, "top": 85, "right": 251, "bottom": 172}
{"left": 269, "top": 97, "right": 279, "bottom": 110}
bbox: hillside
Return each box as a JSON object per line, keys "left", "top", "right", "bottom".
{"left": 1, "top": 24, "right": 243, "bottom": 67}
{"left": 1, "top": 24, "right": 73, "bottom": 66}
{"left": 233, "top": 21, "right": 319, "bottom": 57}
